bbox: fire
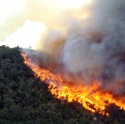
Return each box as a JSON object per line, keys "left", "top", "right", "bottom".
{"left": 22, "top": 53, "right": 125, "bottom": 115}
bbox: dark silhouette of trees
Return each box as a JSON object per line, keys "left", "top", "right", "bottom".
{"left": 0, "top": 45, "right": 125, "bottom": 124}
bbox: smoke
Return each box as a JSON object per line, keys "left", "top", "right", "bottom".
{"left": 2, "top": 20, "right": 46, "bottom": 49}
{"left": 0, "top": 0, "right": 85, "bottom": 42}
{"left": 2, "top": 0, "right": 125, "bottom": 94}
{"left": 23, "top": 0, "right": 125, "bottom": 95}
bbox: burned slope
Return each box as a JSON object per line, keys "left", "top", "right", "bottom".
{"left": 0, "top": 46, "right": 125, "bottom": 124}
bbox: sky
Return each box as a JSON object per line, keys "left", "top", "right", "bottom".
{"left": 0, "top": 0, "right": 85, "bottom": 42}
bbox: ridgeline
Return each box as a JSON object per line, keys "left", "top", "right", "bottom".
{"left": 0, "top": 46, "right": 125, "bottom": 124}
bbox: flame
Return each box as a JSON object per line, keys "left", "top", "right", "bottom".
{"left": 22, "top": 53, "right": 125, "bottom": 115}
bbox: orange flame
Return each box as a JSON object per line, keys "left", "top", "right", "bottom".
{"left": 22, "top": 53, "right": 125, "bottom": 115}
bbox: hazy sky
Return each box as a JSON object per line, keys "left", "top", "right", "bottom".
{"left": 0, "top": 0, "right": 85, "bottom": 41}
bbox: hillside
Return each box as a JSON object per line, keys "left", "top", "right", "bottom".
{"left": 0, "top": 46, "right": 125, "bottom": 124}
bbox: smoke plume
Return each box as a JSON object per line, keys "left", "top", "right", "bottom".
{"left": 26, "top": 0, "right": 125, "bottom": 95}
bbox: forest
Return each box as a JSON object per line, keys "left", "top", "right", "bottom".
{"left": 0, "top": 45, "right": 125, "bottom": 124}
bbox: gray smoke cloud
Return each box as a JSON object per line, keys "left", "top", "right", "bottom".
{"left": 27, "top": 0, "right": 125, "bottom": 95}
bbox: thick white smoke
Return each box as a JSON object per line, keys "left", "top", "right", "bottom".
{"left": 28, "top": 0, "right": 125, "bottom": 94}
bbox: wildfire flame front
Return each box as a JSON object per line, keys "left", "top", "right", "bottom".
{"left": 22, "top": 53, "right": 125, "bottom": 115}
